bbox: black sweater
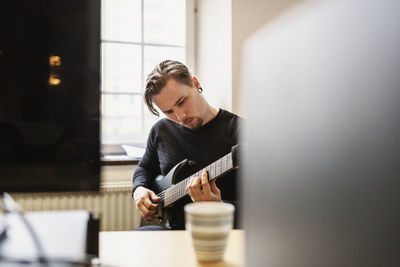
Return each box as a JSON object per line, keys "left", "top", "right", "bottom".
{"left": 132, "top": 109, "right": 241, "bottom": 228}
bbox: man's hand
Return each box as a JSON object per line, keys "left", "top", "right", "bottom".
{"left": 186, "top": 169, "right": 222, "bottom": 202}
{"left": 133, "top": 186, "right": 161, "bottom": 220}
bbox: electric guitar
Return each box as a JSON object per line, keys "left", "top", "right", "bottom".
{"left": 152, "top": 144, "right": 240, "bottom": 225}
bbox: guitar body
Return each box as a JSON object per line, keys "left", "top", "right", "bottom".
{"left": 152, "top": 159, "right": 199, "bottom": 229}
{"left": 151, "top": 144, "right": 240, "bottom": 229}
{"left": 153, "top": 159, "right": 197, "bottom": 195}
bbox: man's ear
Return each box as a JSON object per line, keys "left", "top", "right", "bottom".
{"left": 192, "top": 76, "right": 201, "bottom": 89}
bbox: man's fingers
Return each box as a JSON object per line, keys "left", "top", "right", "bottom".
{"left": 210, "top": 180, "right": 220, "bottom": 195}
{"left": 192, "top": 176, "right": 201, "bottom": 193}
{"left": 138, "top": 202, "right": 150, "bottom": 215}
{"left": 137, "top": 196, "right": 157, "bottom": 214}
{"left": 138, "top": 202, "right": 157, "bottom": 218}
{"left": 186, "top": 176, "right": 201, "bottom": 200}
{"left": 188, "top": 177, "right": 198, "bottom": 195}
{"left": 133, "top": 187, "right": 160, "bottom": 220}
{"left": 184, "top": 171, "right": 222, "bottom": 202}
{"left": 151, "top": 191, "right": 161, "bottom": 202}
{"left": 143, "top": 196, "right": 158, "bottom": 210}
{"left": 192, "top": 176, "right": 201, "bottom": 186}
{"left": 139, "top": 209, "right": 155, "bottom": 221}
{"left": 146, "top": 209, "right": 156, "bottom": 216}
{"left": 201, "top": 169, "right": 211, "bottom": 193}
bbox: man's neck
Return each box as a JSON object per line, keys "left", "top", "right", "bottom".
{"left": 201, "top": 106, "right": 219, "bottom": 126}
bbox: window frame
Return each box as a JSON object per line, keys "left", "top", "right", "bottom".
{"left": 100, "top": 0, "right": 196, "bottom": 160}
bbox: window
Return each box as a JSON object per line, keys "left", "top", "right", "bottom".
{"left": 101, "top": 0, "right": 194, "bottom": 146}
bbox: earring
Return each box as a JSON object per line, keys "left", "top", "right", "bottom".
{"left": 198, "top": 87, "right": 203, "bottom": 93}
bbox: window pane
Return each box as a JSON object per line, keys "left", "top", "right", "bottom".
{"left": 144, "top": 0, "right": 186, "bottom": 46}
{"left": 102, "top": 43, "right": 142, "bottom": 93}
{"left": 102, "top": 0, "right": 141, "bottom": 42}
{"left": 143, "top": 45, "right": 185, "bottom": 79}
{"left": 101, "top": 0, "right": 188, "bottom": 146}
{"left": 102, "top": 94, "right": 142, "bottom": 117}
{"left": 144, "top": 112, "right": 163, "bottom": 134}
{"left": 102, "top": 117, "right": 143, "bottom": 144}
{"left": 102, "top": 94, "right": 143, "bottom": 144}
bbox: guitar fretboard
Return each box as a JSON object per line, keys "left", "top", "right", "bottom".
{"left": 161, "top": 152, "right": 236, "bottom": 207}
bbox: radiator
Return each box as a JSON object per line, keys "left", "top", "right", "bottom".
{"left": 10, "top": 184, "right": 141, "bottom": 231}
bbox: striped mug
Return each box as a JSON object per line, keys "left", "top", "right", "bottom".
{"left": 184, "top": 202, "right": 235, "bottom": 262}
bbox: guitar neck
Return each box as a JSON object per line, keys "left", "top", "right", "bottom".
{"left": 161, "top": 152, "right": 237, "bottom": 207}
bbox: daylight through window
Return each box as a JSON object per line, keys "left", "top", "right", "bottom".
{"left": 101, "top": 0, "right": 190, "bottom": 145}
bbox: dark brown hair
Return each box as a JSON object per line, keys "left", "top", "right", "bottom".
{"left": 144, "top": 60, "right": 193, "bottom": 116}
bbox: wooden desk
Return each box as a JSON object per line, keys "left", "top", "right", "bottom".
{"left": 99, "top": 230, "right": 245, "bottom": 267}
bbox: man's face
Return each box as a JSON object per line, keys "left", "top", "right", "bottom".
{"left": 152, "top": 78, "right": 205, "bottom": 130}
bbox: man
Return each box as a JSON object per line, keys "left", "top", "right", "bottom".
{"left": 132, "top": 60, "right": 241, "bottom": 230}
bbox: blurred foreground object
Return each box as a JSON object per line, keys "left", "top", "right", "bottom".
{"left": 242, "top": 0, "right": 400, "bottom": 266}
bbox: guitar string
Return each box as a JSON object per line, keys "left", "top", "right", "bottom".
{"left": 158, "top": 153, "right": 232, "bottom": 203}
{"left": 158, "top": 159, "right": 223, "bottom": 201}
{"left": 157, "top": 163, "right": 215, "bottom": 200}
{"left": 156, "top": 169, "right": 199, "bottom": 199}
{"left": 157, "top": 153, "right": 233, "bottom": 206}
{"left": 156, "top": 172, "right": 196, "bottom": 200}
{"left": 158, "top": 155, "right": 232, "bottom": 204}
{"left": 158, "top": 175, "right": 206, "bottom": 203}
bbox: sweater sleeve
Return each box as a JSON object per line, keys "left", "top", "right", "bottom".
{"left": 131, "top": 128, "right": 161, "bottom": 197}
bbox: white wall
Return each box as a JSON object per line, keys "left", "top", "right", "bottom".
{"left": 195, "top": 0, "right": 306, "bottom": 116}
{"left": 232, "top": 0, "right": 307, "bottom": 115}
{"left": 101, "top": 165, "right": 136, "bottom": 185}
{"left": 195, "top": 0, "right": 232, "bottom": 111}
